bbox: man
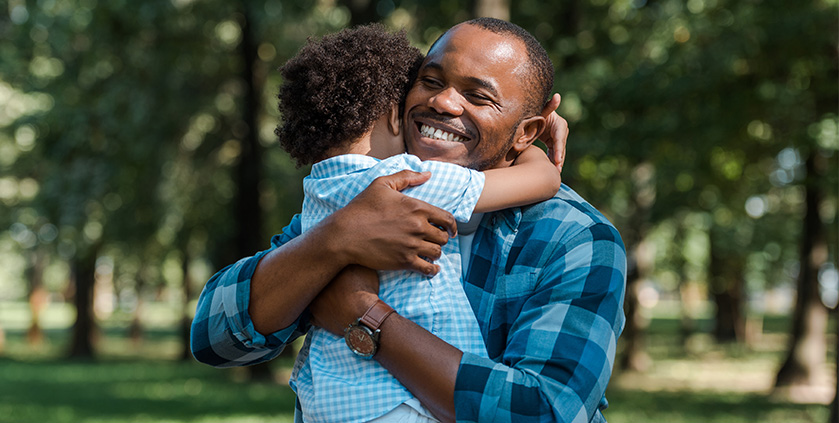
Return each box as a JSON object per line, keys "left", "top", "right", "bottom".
{"left": 192, "top": 18, "right": 626, "bottom": 423}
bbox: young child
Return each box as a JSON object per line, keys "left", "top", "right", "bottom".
{"left": 276, "top": 24, "right": 561, "bottom": 423}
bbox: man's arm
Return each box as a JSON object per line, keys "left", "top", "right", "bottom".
{"left": 191, "top": 170, "right": 458, "bottom": 365}
{"left": 190, "top": 217, "right": 308, "bottom": 367}
{"left": 250, "top": 170, "right": 457, "bottom": 334}
{"left": 310, "top": 221, "right": 626, "bottom": 423}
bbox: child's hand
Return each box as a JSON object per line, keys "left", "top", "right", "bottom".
{"left": 539, "top": 93, "right": 568, "bottom": 173}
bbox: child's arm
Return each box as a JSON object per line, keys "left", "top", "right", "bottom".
{"left": 474, "top": 145, "right": 562, "bottom": 213}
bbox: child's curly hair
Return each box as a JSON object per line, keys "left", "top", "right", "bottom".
{"left": 276, "top": 24, "right": 424, "bottom": 166}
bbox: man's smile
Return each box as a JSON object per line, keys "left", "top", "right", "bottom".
{"left": 419, "top": 123, "right": 468, "bottom": 143}
{"left": 410, "top": 112, "right": 476, "bottom": 148}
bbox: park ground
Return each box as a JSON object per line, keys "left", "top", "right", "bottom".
{"left": 0, "top": 301, "right": 833, "bottom": 423}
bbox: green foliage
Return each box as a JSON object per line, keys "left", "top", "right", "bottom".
{"left": 0, "top": 0, "right": 835, "bottom": 364}
{"left": 513, "top": 0, "right": 837, "bottom": 293}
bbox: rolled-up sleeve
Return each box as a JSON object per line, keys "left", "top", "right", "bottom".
{"left": 454, "top": 222, "right": 626, "bottom": 423}
{"left": 190, "top": 215, "right": 311, "bottom": 367}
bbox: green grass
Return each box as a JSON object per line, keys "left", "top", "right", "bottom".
{"left": 0, "top": 302, "right": 834, "bottom": 423}
{"left": 0, "top": 357, "right": 297, "bottom": 423}
{"left": 604, "top": 389, "right": 828, "bottom": 423}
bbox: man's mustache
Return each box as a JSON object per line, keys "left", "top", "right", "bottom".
{"left": 411, "top": 111, "right": 476, "bottom": 140}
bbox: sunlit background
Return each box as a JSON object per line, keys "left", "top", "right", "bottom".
{"left": 0, "top": 0, "right": 837, "bottom": 422}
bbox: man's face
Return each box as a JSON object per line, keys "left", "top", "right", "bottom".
{"left": 403, "top": 24, "right": 531, "bottom": 170}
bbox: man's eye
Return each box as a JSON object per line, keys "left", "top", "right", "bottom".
{"left": 420, "top": 77, "right": 442, "bottom": 88}
{"left": 466, "top": 93, "right": 491, "bottom": 103}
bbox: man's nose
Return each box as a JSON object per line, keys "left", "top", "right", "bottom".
{"left": 428, "top": 87, "right": 464, "bottom": 116}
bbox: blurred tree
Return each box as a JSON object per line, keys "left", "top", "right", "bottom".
{"left": 755, "top": 0, "right": 837, "bottom": 398}
{"left": 832, "top": 291, "right": 838, "bottom": 422}
{"left": 774, "top": 152, "right": 832, "bottom": 396}
{"left": 0, "top": 0, "right": 263, "bottom": 357}
{"left": 0, "top": 0, "right": 834, "bottom": 399}
{"left": 512, "top": 0, "right": 836, "bottom": 368}
{"left": 234, "top": 0, "right": 276, "bottom": 381}
{"left": 472, "top": 0, "right": 510, "bottom": 20}
{"left": 25, "top": 247, "right": 48, "bottom": 346}
{"left": 341, "top": 0, "right": 378, "bottom": 26}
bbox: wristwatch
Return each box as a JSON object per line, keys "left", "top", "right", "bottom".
{"left": 344, "top": 299, "right": 396, "bottom": 359}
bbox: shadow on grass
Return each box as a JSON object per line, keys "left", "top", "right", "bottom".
{"left": 0, "top": 357, "right": 297, "bottom": 423}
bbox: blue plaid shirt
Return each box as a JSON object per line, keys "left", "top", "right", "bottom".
{"left": 294, "top": 154, "right": 488, "bottom": 423}
{"left": 191, "top": 184, "right": 626, "bottom": 423}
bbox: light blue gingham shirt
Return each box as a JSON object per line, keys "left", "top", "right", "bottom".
{"left": 294, "top": 154, "right": 488, "bottom": 422}
{"left": 191, "top": 181, "right": 626, "bottom": 423}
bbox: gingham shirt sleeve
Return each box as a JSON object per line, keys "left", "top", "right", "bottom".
{"left": 379, "top": 155, "right": 485, "bottom": 222}
{"left": 190, "top": 215, "right": 309, "bottom": 367}
{"left": 454, "top": 223, "right": 626, "bottom": 423}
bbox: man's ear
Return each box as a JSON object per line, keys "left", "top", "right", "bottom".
{"left": 387, "top": 103, "right": 401, "bottom": 136}
{"left": 509, "top": 115, "right": 547, "bottom": 154}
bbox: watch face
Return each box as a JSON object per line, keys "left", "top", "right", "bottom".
{"left": 345, "top": 326, "right": 376, "bottom": 357}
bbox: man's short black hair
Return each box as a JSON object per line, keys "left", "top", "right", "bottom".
{"left": 464, "top": 18, "right": 554, "bottom": 116}
{"left": 276, "top": 24, "right": 424, "bottom": 166}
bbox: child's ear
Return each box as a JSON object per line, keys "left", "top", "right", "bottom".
{"left": 387, "top": 103, "right": 401, "bottom": 136}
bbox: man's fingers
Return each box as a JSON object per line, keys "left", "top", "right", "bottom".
{"left": 423, "top": 223, "right": 451, "bottom": 248}
{"left": 425, "top": 205, "right": 458, "bottom": 238}
{"left": 376, "top": 170, "right": 432, "bottom": 192}
{"left": 417, "top": 241, "right": 443, "bottom": 262}
{"left": 408, "top": 258, "right": 440, "bottom": 277}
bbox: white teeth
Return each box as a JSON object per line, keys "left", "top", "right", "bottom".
{"left": 420, "top": 124, "right": 465, "bottom": 143}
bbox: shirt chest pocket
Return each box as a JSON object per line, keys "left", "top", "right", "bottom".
{"left": 495, "top": 269, "right": 540, "bottom": 300}
{"left": 485, "top": 269, "right": 541, "bottom": 354}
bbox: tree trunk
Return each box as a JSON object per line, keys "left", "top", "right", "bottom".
{"left": 128, "top": 273, "right": 145, "bottom": 346}
{"left": 180, "top": 248, "right": 194, "bottom": 361}
{"left": 673, "top": 220, "right": 698, "bottom": 349}
{"left": 708, "top": 232, "right": 746, "bottom": 343}
{"left": 68, "top": 245, "right": 99, "bottom": 358}
{"left": 235, "top": 4, "right": 264, "bottom": 259}
{"left": 26, "top": 248, "right": 48, "bottom": 346}
{"left": 238, "top": 3, "right": 274, "bottom": 382}
{"left": 619, "top": 258, "right": 650, "bottom": 371}
{"left": 618, "top": 163, "right": 655, "bottom": 371}
{"left": 471, "top": 0, "right": 510, "bottom": 20}
{"left": 679, "top": 280, "right": 700, "bottom": 348}
{"left": 831, "top": 295, "right": 838, "bottom": 422}
{"left": 774, "top": 152, "right": 829, "bottom": 401}
{"left": 557, "top": 0, "right": 581, "bottom": 69}
{"left": 832, "top": 187, "right": 839, "bottom": 421}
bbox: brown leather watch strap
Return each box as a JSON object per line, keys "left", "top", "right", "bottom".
{"left": 359, "top": 299, "right": 396, "bottom": 331}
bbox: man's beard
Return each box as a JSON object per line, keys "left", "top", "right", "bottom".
{"left": 468, "top": 116, "right": 523, "bottom": 171}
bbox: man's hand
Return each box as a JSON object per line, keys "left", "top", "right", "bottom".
{"left": 327, "top": 170, "right": 457, "bottom": 276}
{"left": 309, "top": 265, "right": 380, "bottom": 336}
{"left": 539, "top": 93, "right": 569, "bottom": 173}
